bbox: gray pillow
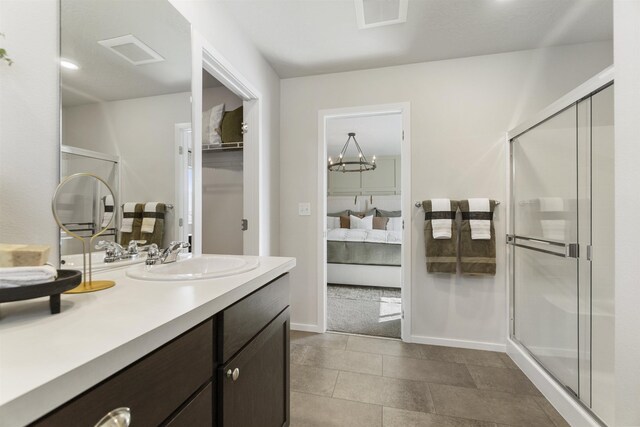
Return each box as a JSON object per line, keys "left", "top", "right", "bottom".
{"left": 351, "top": 209, "right": 376, "bottom": 218}
{"left": 376, "top": 209, "right": 401, "bottom": 217}
{"left": 328, "top": 210, "right": 350, "bottom": 217}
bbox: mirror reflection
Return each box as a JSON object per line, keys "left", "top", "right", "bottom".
{"left": 60, "top": 0, "right": 193, "bottom": 268}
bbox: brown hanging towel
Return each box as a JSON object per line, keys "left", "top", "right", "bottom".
{"left": 422, "top": 199, "right": 459, "bottom": 274}
{"left": 459, "top": 199, "right": 497, "bottom": 276}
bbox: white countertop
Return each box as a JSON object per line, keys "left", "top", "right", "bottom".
{"left": 0, "top": 255, "right": 295, "bottom": 427}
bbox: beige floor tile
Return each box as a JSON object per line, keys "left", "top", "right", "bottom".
{"left": 429, "top": 383, "right": 555, "bottom": 426}
{"left": 383, "top": 355, "right": 476, "bottom": 388}
{"left": 333, "top": 371, "right": 434, "bottom": 413}
{"left": 301, "top": 346, "right": 383, "bottom": 375}
{"left": 418, "top": 344, "right": 467, "bottom": 364}
{"left": 291, "top": 364, "right": 339, "bottom": 397}
{"left": 346, "top": 335, "right": 424, "bottom": 359}
{"left": 290, "top": 391, "right": 382, "bottom": 427}
{"left": 467, "top": 364, "right": 542, "bottom": 396}
{"left": 291, "top": 330, "right": 348, "bottom": 349}
{"left": 534, "top": 397, "right": 571, "bottom": 427}
{"left": 498, "top": 353, "right": 519, "bottom": 370}
{"left": 458, "top": 348, "right": 508, "bottom": 368}
{"left": 382, "top": 407, "right": 498, "bottom": 427}
{"left": 291, "top": 344, "right": 310, "bottom": 365}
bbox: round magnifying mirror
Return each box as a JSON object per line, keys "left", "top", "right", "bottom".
{"left": 52, "top": 173, "right": 117, "bottom": 293}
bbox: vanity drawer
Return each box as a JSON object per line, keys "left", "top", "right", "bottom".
{"left": 165, "top": 382, "right": 213, "bottom": 427}
{"left": 32, "top": 320, "right": 213, "bottom": 427}
{"left": 218, "top": 273, "right": 289, "bottom": 362}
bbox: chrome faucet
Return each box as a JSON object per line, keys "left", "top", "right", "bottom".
{"left": 96, "top": 240, "right": 146, "bottom": 263}
{"left": 146, "top": 241, "right": 190, "bottom": 265}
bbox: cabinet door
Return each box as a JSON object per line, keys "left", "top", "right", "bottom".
{"left": 165, "top": 383, "right": 213, "bottom": 427}
{"left": 219, "top": 308, "right": 290, "bottom": 427}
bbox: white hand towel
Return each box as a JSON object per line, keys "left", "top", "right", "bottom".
{"left": 121, "top": 202, "right": 137, "bottom": 233}
{"left": 141, "top": 202, "right": 159, "bottom": 234}
{"left": 100, "top": 195, "right": 114, "bottom": 228}
{"left": 469, "top": 198, "right": 491, "bottom": 240}
{"left": 539, "top": 197, "right": 566, "bottom": 241}
{"left": 431, "top": 198, "right": 452, "bottom": 240}
{"left": 0, "top": 264, "right": 58, "bottom": 288}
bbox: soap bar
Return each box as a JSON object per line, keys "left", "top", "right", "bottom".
{"left": 0, "top": 244, "right": 50, "bottom": 267}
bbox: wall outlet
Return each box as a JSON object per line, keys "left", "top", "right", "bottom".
{"left": 298, "top": 202, "right": 311, "bottom": 216}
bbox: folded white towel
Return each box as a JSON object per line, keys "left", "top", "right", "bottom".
{"left": 539, "top": 197, "right": 566, "bottom": 241}
{"left": 101, "top": 195, "right": 114, "bottom": 228}
{"left": 431, "top": 199, "right": 452, "bottom": 240}
{"left": 0, "top": 264, "right": 58, "bottom": 288}
{"left": 141, "top": 202, "right": 159, "bottom": 234}
{"left": 121, "top": 202, "right": 137, "bottom": 233}
{"left": 469, "top": 198, "right": 491, "bottom": 240}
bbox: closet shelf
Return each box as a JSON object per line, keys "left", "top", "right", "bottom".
{"left": 203, "top": 142, "right": 244, "bottom": 152}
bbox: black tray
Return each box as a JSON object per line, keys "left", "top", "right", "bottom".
{"left": 0, "top": 269, "right": 82, "bottom": 314}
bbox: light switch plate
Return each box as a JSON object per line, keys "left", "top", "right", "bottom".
{"left": 298, "top": 202, "right": 311, "bottom": 216}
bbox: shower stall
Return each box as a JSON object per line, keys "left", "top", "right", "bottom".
{"left": 507, "top": 69, "right": 614, "bottom": 426}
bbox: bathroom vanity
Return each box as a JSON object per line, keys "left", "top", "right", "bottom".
{"left": 0, "top": 256, "right": 295, "bottom": 427}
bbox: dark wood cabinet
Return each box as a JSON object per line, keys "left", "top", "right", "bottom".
{"left": 30, "top": 273, "right": 290, "bottom": 427}
{"left": 218, "top": 309, "right": 290, "bottom": 427}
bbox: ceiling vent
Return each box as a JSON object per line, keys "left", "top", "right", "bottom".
{"left": 98, "top": 34, "right": 164, "bottom": 66}
{"left": 354, "top": 0, "right": 408, "bottom": 29}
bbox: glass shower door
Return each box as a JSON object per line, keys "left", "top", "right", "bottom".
{"left": 511, "top": 104, "right": 582, "bottom": 396}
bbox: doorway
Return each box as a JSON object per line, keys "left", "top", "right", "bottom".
{"left": 318, "top": 103, "right": 411, "bottom": 340}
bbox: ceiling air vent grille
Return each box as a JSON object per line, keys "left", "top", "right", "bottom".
{"left": 98, "top": 34, "right": 164, "bottom": 66}
{"left": 354, "top": 0, "right": 408, "bottom": 29}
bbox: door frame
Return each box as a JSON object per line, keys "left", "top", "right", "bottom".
{"left": 191, "top": 31, "right": 261, "bottom": 256}
{"left": 317, "top": 102, "right": 412, "bottom": 341}
{"left": 174, "top": 123, "right": 192, "bottom": 244}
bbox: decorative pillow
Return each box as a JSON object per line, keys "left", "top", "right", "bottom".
{"left": 326, "top": 216, "right": 340, "bottom": 230}
{"left": 221, "top": 106, "right": 244, "bottom": 143}
{"left": 350, "top": 214, "right": 373, "bottom": 230}
{"left": 372, "top": 216, "right": 389, "bottom": 230}
{"left": 328, "top": 210, "right": 350, "bottom": 218}
{"left": 339, "top": 215, "right": 350, "bottom": 229}
{"left": 351, "top": 209, "right": 376, "bottom": 218}
{"left": 202, "top": 103, "right": 224, "bottom": 146}
{"left": 376, "top": 209, "right": 402, "bottom": 217}
{"left": 386, "top": 217, "right": 403, "bottom": 231}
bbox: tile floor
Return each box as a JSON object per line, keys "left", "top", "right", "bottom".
{"left": 290, "top": 331, "right": 570, "bottom": 427}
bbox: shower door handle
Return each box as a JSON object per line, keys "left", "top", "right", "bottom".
{"left": 506, "top": 235, "right": 579, "bottom": 258}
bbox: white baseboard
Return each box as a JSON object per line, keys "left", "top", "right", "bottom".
{"left": 507, "top": 338, "right": 603, "bottom": 427}
{"left": 290, "top": 322, "right": 323, "bottom": 333}
{"left": 410, "top": 334, "right": 506, "bottom": 352}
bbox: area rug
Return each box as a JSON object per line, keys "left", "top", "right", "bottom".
{"left": 327, "top": 284, "right": 401, "bottom": 338}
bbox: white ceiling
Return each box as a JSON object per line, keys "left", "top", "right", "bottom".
{"left": 61, "top": 0, "right": 191, "bottom": 107}
{"left": 221, "top": 0, "right": 613, "bottom": 78}
{"left": 327, "top": 113, "right": 402, "bottom": 157}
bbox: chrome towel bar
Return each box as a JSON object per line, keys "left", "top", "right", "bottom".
{"left": 414, "top": 200, "right": 500, "bottom": 208}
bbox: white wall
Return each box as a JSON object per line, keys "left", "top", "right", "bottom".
{"left": 0, "top": 0, "right": 59, "bottom": 264}
{"left": 170, "top": 0, "right": 281, "bottom": 256}
{"left": 203, "top": 85, "right": 243, "bottom": 112}
{"left": 614, "top": 1, "right": 640, "bottom": 425}
{"left": 280, "top": 41, "right": 613, "bottom": 347}
{"left": 63, "top": 92, "right": 192, "bottom": 247}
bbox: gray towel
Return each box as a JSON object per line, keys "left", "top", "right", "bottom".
{"left": 459, "top": 199, "right": 497, "bottom": 276}
{"left": 423, "top": 200, "right": 460, "bottom": 274}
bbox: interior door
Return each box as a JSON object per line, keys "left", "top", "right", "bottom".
{"left": 510, "top": 104, "right": 582, "bottom": 396}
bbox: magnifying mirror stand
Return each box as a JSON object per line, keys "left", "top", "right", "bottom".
{"left": 65, "top": 236, "right": 115, "bottom": 294}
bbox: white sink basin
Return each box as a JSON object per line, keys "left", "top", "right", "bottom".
{"left": 125, "top": 254, "right": 260, "bottom": 281}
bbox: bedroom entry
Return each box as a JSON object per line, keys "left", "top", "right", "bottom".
{"left": 320, "top": 104, "right": 411, "bottom": 339}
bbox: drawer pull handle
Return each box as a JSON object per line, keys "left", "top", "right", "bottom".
{"left": 95, "top": 407, "right": 131, "bottom": 427}
{"left": 227, "top": 368, "right": 240, "bottom": 381}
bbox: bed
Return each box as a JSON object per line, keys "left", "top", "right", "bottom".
{"left": 326, "top": 195, "right": 402, "bottom": 288}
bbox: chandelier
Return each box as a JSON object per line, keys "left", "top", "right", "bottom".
{"left": 328, "top": 132, "right": 376, "bottom": 173}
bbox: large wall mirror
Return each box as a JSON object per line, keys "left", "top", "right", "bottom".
{"left": 59, "top": 0, "right": 193, "bottom": 267}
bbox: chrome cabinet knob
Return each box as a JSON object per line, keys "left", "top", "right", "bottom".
{"left": 226, "top": 368, "right": 240, "bottom": 381}
{"left": 94, "top": 407, "right": 131, "bottom": 427}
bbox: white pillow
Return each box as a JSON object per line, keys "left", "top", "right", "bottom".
{"left": 326, "top": 216, "right": 340, "bottom": 230}
{"left": 350, "top": 214, "right": 373, "bottom": 230}
{"left": 386, "top": 217, "right": 403, "bottom": 231}
{"left": 202, "top": 103, "right": 225, "bottom": 146}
